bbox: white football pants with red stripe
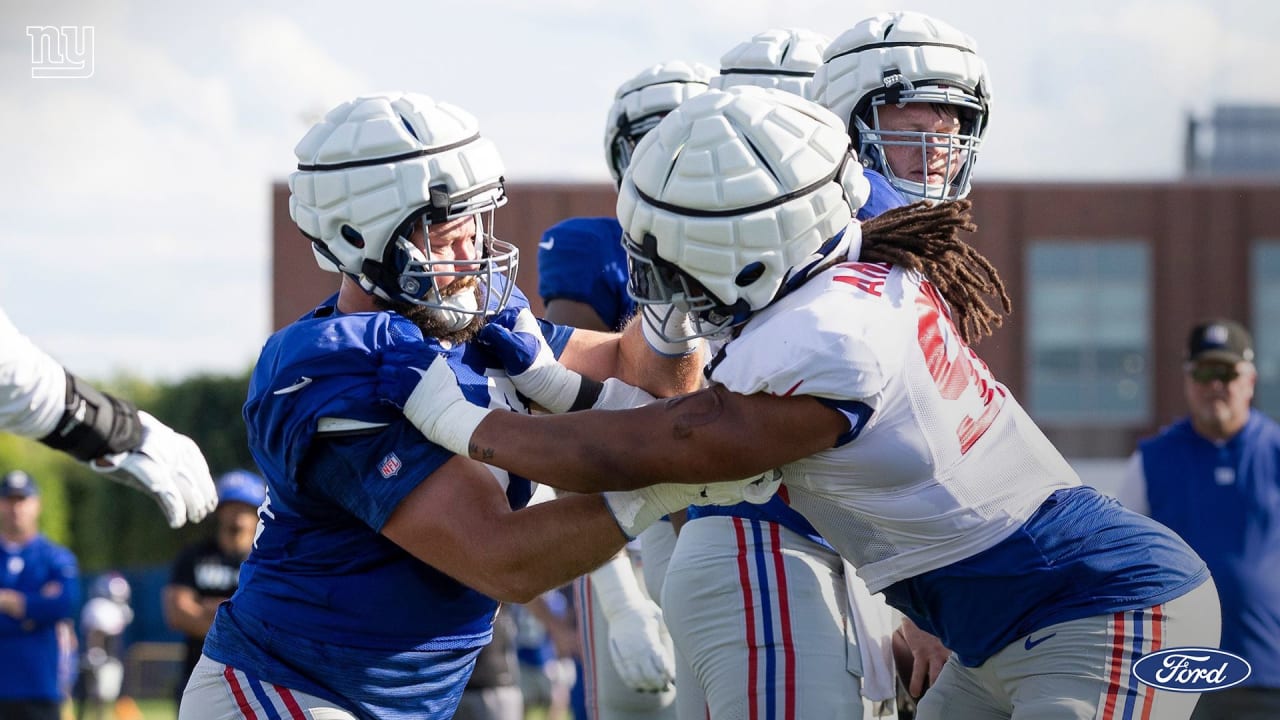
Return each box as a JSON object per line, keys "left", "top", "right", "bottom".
{"left": 179, "top": 655, "right": 355, "bottom": 719}
{"left": 914, "top": 577, "right": 1220, "bottom": 720}
{"left": 661, "top": 515, "right": 893, "bottom": 719}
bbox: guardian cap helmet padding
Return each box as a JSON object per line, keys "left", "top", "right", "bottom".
{"left": 617, "top": 87, "right": 870, "bottom": 342}
{"left": 711, "top": 28, "right": 830, "bottom": 98}
{"left": 810, "top": 11, "right": 991, "bottom": 202}
{"left": 605, "top": 61, "right": 715, "bottom": 186}
{"left": 290, "top": 93, "right": 517, "bottom": 316}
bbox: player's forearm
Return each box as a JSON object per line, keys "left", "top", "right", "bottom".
{"left": 559, "top": 320, "right": 702, "bottom": 400}
{"left": 465, "top": 386, "right": 846, "bottom": 493}
{"left": 460, "top": 495, "right": 628, "bottom": 603}
{"left": 464, "top": 391, "right": 769, "bottom": 492}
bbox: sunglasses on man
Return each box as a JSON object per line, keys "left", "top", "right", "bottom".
{"left": 1186, "top": 363, "right": 1241, "bottom": 385}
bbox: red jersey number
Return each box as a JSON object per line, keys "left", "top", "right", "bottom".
{"left": 916, "top": 281, "right": 1005, "bottom": 454}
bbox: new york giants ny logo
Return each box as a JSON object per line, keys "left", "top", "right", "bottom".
{"left": 27, "top": 26, "right": 95, "bottom": 79}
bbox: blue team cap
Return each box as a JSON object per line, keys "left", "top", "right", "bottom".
{"left": 0, "top": 470, "right": 39, "bottom": 498}
{"left": 215, "top": 469, "right": 267, "bottom": 508}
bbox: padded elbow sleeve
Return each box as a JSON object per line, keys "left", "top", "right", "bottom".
{"left": 38, "top": 370, "right": 143, "bottom": 461}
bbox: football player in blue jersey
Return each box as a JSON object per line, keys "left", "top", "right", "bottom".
{"left": 390, "top": 86, "right": 1220, "bottom": 720}
{"left": 178, "top": 92, "right": 772, "bottom": 720}
{"left": 538, "top": 60, "right": 714, "bottom": 720}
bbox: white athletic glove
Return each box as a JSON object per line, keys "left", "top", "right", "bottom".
{"left": 88, "top": 411, "right": 217, "bottom": 528}
{"left": 477, "top": 307, "right": 590, "bottom": 413}
{"left": 604, "top": 469, "right": 782, "bottom": 539}
{"left": 592, "top": 554, "right": 675, "bottom": 692}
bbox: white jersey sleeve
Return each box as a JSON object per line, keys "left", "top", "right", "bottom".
{"left": 0, "top": 307, "right": 68, "bottom": 438}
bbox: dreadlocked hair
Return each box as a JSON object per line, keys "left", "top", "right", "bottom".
{"left": 859, "top": 200, "right": 1011, "bottom": 345}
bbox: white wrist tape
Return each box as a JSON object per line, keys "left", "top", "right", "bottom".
{"left": 594, "top": 378, "right": 657, "bottom": 410}
{"left": 401, "top": 367, "right": 494, "bottom": 456}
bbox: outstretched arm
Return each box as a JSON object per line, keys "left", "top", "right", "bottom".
{"left": 0, "top": 307, "right": 217, "bottom": 527}
{"left": 465, "top": 385, "right": 845, "bottom": 493}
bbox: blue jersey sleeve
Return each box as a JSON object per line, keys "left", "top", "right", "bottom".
{"left": 306, "top": 418, "right": 455, "bottom": 531}
{"left": 537, "top": 217, "right": 632, "bottom": 330}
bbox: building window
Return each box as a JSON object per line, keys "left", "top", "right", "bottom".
{"left": 1252, "top": 241, "right": 1280, "bottom": 417}
{"left": 1026, "top": 241, "right": 1150, "bottom": 424}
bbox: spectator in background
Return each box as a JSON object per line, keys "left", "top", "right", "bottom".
{"left": 0, "top": 469, "right": 80, "bottom": 720}
{"left": 163, "top": 470, "right": 265, "bottom": 705}
{"left": 1116, "top": 319, "right": 1280, "bottom": 720}
{"left": 76, "top": 572, "right": 134, "bottom": 720}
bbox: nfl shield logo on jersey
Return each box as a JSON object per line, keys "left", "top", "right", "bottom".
{"left": 378, "top": 453, "right": 402, "bottom": 478}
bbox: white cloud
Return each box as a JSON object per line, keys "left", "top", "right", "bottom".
{"left": 2, "top": 0, "right": 1277, "bottom": 379}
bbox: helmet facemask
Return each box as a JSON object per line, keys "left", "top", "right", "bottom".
{"left": 624, "top": 232, "right": 746, "bottom": 343}
{"left": 855, "top": 81, "right": 986, "bottom": 203}
{"left": 608, "top": 113, "right": 665, "bottom": 187}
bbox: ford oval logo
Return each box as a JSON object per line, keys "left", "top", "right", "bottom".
{"left": 1132, "top": 647, "right": 1251, "bottom": 692}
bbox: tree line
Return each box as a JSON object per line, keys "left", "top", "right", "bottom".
{"left": 0, "top": 370, "right": 254, "bottom": 571}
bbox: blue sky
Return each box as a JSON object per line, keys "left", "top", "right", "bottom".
{"left": 1, "top": 0, "right": 1277, "bottom": 380}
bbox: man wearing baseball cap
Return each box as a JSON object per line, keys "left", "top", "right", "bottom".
{"left": 0, "top": 469, "right": 80, "bottom": 720}
{"left": 1115, "top": 320, "right": 1280, "bottom": 719}
{"left": 163, "top": 470, "right": 266, "bottom": 706}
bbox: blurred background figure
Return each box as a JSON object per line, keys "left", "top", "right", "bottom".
{"left": 515, "top": 590, "right": 579, "bottom": 720}
{"left": 1116, "top": 320, "right": 1280, "bottom": 720}
{"left": 454, "top": 610, "right": 522, "bottom": 720}
{"left": 162, "top": 469, "right": 265, "bottom": 705}
{"left": 75, "top": 572, "right": 135, "bottom": 720}
{"left": 0, "top": 469, "right": 80, "bottom": 720}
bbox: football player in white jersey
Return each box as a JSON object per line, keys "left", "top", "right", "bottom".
{"left": 661, "top": 28, "right": 903, "bottom": 720}
{"left": 0, "top": 307, "right": 216, "bottom": 528}
{"left": 390, "top": 87, "right": 1220, "bottom": 720}
{"left": 539, "top": 60, "right": 714, "bottom": 720}
{"left": 809, "top": 11, "right": 995, "bottom": 705}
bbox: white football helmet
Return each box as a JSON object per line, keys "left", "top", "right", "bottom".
{"left": 604, "top": 61, "right": 715, "bottom": 186}
{"left": 810, "top": 11, "right": 991, "bottom": 202}
{"left": 710, "top": 28, "right": 831, "bottom": 98}
{"left": 617, "top": 86, "right": 871, "bottom": 342}
{"left": 289, "top": 93, "right": 517, "bottom": 319}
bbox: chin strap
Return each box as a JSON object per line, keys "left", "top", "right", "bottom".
{"left": 38, "top": 370, "right": 143, "bottom": 461}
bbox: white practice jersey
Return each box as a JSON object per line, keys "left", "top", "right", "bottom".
{"left": 710, "top": 262, "right": 1081, "bottom": 592}
{"left": 0, "top": 307, "right": 67, "bottom": 438}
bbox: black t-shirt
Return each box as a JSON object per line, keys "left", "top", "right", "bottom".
{"left": 169, "top": 537, "right": 245, "bottom": 677}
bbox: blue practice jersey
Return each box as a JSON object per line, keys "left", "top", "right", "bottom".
{"left": 0, "top": 534, "right": 78, "bottom": 702}
{"left": 687, "top": 168, "right": 909, "bottom": 544}
{"left": 537, "top": 216, "right": 633, "bottom": 331}
{"left": 204, "top": 278, "right": 574, "bottom": 719}
{"left": 1139, "top": 410, "right": 1280, "bottom": 687}
{"left": 881, "top": 486, "right": 1209, "bottom": 666}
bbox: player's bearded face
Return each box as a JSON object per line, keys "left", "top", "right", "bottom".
{"left": 378, "top": 277, "right": 486, "bottom": 345}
